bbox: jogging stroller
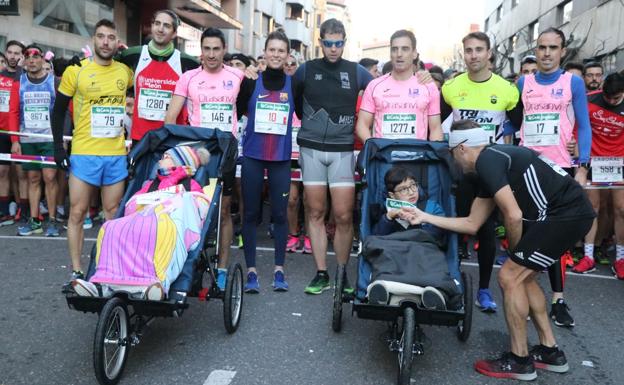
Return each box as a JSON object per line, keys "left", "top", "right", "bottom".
{"left": 332, "top": 138, "right": 473, "bottom": 385}
{"left": 62, "top": 125, "right": 243, "bottom": 385}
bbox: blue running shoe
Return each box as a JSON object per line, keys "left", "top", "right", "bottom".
{"left": 272, "top": 270, "right": 289, "bottom": 291}
{"left": 216, "top": 268, "right": 227, "bottom": 291}
{"left": 244, "top": 271, "right": 260, "bottom": 293}
{"left": 476, "top": 288, "right": 497, "bottom": 312}
{"left": 496, "top": 254, "right": 509, "bottom": 265}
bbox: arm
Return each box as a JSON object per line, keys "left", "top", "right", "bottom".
{"left": 492, "top": 185, "right": 523, "bottom": 250}
{"left": 400, "top": 197, "right": 496, "bottom": 235}
{"left": 427, "top": 115, "right": 443, "bottom": 141}
{"left": 355, "top": 109, "right": 374, "bottom": 143}
{"left": 571, "top": 75, "right": 591, "bottom": 184}
{"left": 427, "top": 84, "right": 443, "bottom": 141}
{"left": 164, "top": 95, "right": 186, "bottom": 125}
{"left": 9, "top": 81, "right": 20, "bottom": 152}
{"left": 236, "top": 78, "right": 255, "bottom": 119}
{"left": 372, "top": 213, "right": 397, "bottom": 236}
{"left": 293, "top": 63, "right": 305, "bottom": 120}
{"left": 51, "top": 93, "right": 72, "bottom": 168}
{"left": 506, "top": 77, "right": 524, "bottom": 128}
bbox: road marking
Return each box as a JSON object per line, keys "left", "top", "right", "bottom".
{"left": 2, "top": 235, "right": 618, "bottom": 281}
{"left": 203, "top": 370, "right": 236, "bottom": 385}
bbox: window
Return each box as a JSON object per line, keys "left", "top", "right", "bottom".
{"left": 33, "top": 0, "right": 114, "bottom": 37}
{"left": 496, "top": 5, "right": 502, "bottom": 22}
{"left": 512, "top": 0, "right": 519, "bottom": 8}
{"left": 305, "top": 11, "right": 311, "bottom": 28}
{"left": 287, "top": 3, "right": 303, "bottom": 20}
{"left": 484, "top": 17, "right": 489, "bottom": 31}
{"left": 262, "top": 13, "right": 272, "bottom": 36}
{"left": 558, "top": 1, "right": 573, "bottom": 25}
{"left": 315, "top": 46, "right": 320, "bottom": 57}
{"left": 316, "top": 14, "right": 321, "bottom": 27}
{"left": 530, "top": 20, "right": 539, "bottom": 41}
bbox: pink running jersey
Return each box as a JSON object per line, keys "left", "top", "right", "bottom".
{"left": 360, "top": 73, "right": 440, "bottom": 140}
{"left": 174, "top": 65, "right": 243, "bottom": 134}
{"left": 520, "top": 72, "right": 575, "bottom": 167}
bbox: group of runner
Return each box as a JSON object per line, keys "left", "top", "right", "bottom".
{"left": 0, "top": 9, "right": 623, "bottom": 382}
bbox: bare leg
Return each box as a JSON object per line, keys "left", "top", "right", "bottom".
{"left": 304, "top": 184, "right": 328, "bottom": 270}
{"left": 27, "top": 170, "right": 42, "bottom": 218}
{"left": 100, "top": 180, "right": 125, "bottom": 220}
{"left": 42, "top": 168, "right": 58, "bottom": 219}
{"left": 218, "top": 196, "right": 233, "bottom": 269}
{"left": 526, "top": 276, "right": 557, "bottom": 347}
{"left": 330, "top": 186, "right": 355, "bottom": 265}
{"left": 67, "top": 175, "right": 96, "bottom": 271}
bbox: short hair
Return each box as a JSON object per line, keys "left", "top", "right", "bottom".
{"left": 462, "top": 32, "right": 490, "bottom": 50}
{"left": 381, "top": 61, "right": 393, "bottom": 75}
{"left": 358, "top": 58, "right": 378, "bottom": 69}
{"left": 563, "top": 61, "right": 583, "bottom": 73}
{"left": 320, "top": 18, "right": 346, "bottom": 39}
{"left": 390, "top": 29, "right": 416, "bottom": 49}
{"left": 23, "top": 44, "right": 43, "bottom": 55}
{"left": 450, "top": 119, "right": 481, "bottom": 132}
{"left": 602, "top": 73, "right": 624, "bottom": 97}
{"left": 94, "top": 19, "right": 116, "bottom": 34}
{"left": 384, "top": 166, "right": 417, "bottom": 193}
{"left": 201, "top": 27, "right": 226, "bottom": 47}
{"left": 265, "top": 30, "right": 290, "bottom": 52}
{"left": 429, "top": 65, "right": 443, "bottom": 75}
{"left": 521, "top": 55, "right": 536, "bottom": 65}
{"left": 0, "top": 52, "right": 6, "bottom": 62}
{"left": 538, "top": 27, "right": 566, "bottom": 48}
{"left": 152, "top": 9, "right": 180, "bottom": 31}
{"left": 5, "top": 40, "right": 24, "bottom": 52}
{"left": 431, "top": 72, "right": 444, "bottom": 86}
{"left": 583, "top": 61, "right": 603, "bottom": 74}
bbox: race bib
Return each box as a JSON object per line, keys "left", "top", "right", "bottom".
{"left": 254, "top": 102, "right": 289, "bottom": 135}
{"left": 591, "top": 157, "right": 624, "bottom": 183}
{"left": 91, "top": 106, "right": 124, "bottom": 138}
{"left": 0, "top": 90, "right": 10, "bottom": 112}
{"left": 24, "top": 105, "right": 50, "bottom": 129}
{"left": 538, "top": 155, "right": 568, "bottom": 177}
{"left": 385, "top": 198, "right": 416, "bottom": 229}
{"left": 138, "top": 89, "right": 172, "bottom": 121}
{"left": 524, "top": 113, "right": 560, "bottom": 146}
{"left": 291, "top": 126, "right": 300, "bottom": 158}
{"left": 200, "top": 103, "right": 233, "bottom": 131}
{"left": 382, "top": 113, "right": 416, "bottom": 138}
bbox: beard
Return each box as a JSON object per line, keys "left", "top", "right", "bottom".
{"left": 587, "top": 82, "right": 600, "bottom": 90}
{"left": 94, "top": 45, "right": 116, "bottom": 61}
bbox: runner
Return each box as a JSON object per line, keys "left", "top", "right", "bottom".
{"left": 509, "top": 27, "right": 592, "bottom": 327}
{"left": 115, "top": 9, "right": 199, "bottom": 144}
{"left": 400, "top": 120, "right": 594, "bottom": 381}
{"left": 292, "top": 18, "right": 373, "bottom": 294}
{"left": 519, "top": 55, "right": 538, "bottom": 76}
{"left": 235, "top": 30, "right": 295, "bottom": 292}
{"left": 1, "top": 40, "right": 24, "bottom": 80}
{"left": 14, "top": 44, "right": 60, "bottom": 237}
{"left": 0, "top": 58, "right": 20, "bottom": 226}
{"left": 229, "top": 53, "right": 251, "bottom": 72}
{"left": 52, "top": 19, "right": 133, "bottom": 280}
{"left": 441, "top": 31, "right": 519, "bottom": 313}
{"left": 572, "top": 73, "right": 624, "bottom": 279}
{"left": 583, "top": 61, "right": 603, "bottom": 92}
{"left": 356, "top": 29, "right": 442, "bottom": 142}
{"left": 164, "top": 27, "right": 243, "bottom": 290}
{"left": 358, "top": 58, "right": 380, "bottom": 79}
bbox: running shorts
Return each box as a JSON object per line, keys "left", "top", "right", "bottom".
{"left": 21, "top": 142, "right": 57, "bottom": 171}
{"left": 299, "top": 147, "right": 354, "bottom": 188}
{"left": 70, "top": 155, "right": 127, "bottom": 187}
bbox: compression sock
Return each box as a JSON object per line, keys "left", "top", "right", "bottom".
{"left": 0, "top": 196, "right": 9, "bottom": 214}
{"left": 19, "top": 199, "right": 29, "bottom": 217}
{"left": 584, "top": 243, "right": 595, "bottom": 259}
{"left": 617, "top": 244, "right": 624, "bottom": 261}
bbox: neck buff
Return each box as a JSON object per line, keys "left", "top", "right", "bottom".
{"left": 448, "top": 127, "right": 490, "bottom": 148}
{"left": 148, "top": 40, "right": 174, "bottom": 58}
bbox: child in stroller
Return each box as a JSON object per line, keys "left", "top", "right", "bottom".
{"left": 366, "top": 165, "right": 455, "bottom": 310}
{"left": 71, "top": 145, "right": 211, "bottom": 301}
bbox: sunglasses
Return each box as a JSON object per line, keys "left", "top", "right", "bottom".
{"left": 321, "top": 39, "right": 345, "bottom": 48}
{"left": 285, "top": 62, "right": 296, "bottom": 67}
{"left": 25, "top": 49, "right": 42, "bottom": 59}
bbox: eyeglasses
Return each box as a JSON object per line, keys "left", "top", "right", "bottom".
{"left": 321, "top": 39, "right": 345, "bottom": 48}
{"left": 24, "top": 49, "right": 42, "bottom": 59}
{"left": 450, "top": 139, "right": 468, "bottom": 154}
{"left": 394, "top": 183, "right": 418, "bottom": 195}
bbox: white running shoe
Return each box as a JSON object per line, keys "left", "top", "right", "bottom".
{"left": 72, "top": 279, "right": 98, "bottom": 297}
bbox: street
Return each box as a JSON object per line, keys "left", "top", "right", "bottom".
{"left": 0, "top": 218, "right": 623, "bottom": 385}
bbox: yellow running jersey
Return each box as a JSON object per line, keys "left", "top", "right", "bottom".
{"left": 441, "top": 73, "right": 519, "bottom": 143}
{"left": 58, "top": 58, "right": 133, "bottom": 155}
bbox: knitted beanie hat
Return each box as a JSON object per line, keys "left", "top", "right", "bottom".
{"left": 164, "top": 145, "right": 201, "bottom": 171}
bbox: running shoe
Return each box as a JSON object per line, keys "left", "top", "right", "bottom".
{"left": 285, "top": 234, "right": 301, "bottom": 253}
{"left": 458, "top": 241, "right": 471, "bottom": 260}
{"left": 83, "top": 217, "right": 93, "bottom": 229}
{"left": 71, "top": 279, "right": 98, "bottom": 297}
{"left": 216, "top": 268, "right": 227, "bottom": 290}
{"left": 8, "top": 201, "right": 17, "bottom": 217}
{"left": 244, "top": 271, "right": 260, "bottom": 293}
{"left": 595, "top": 248, "right": 610, "bottom": 266}
{"left": 236, "top": 234, "right": 244, "bottom": 249}
{"left": 571, "top": 247, "right": 583, "bottom": 263}
{"left": 0, "top": 214, "right": 14, "bottom": 226}
{"left": 474, "top": 352, "right": 537, "bottom": 381}
{"left": 560, "top": 250, "right": 574, "bottom": 268}
{"left": 70, "top": 270, "right": 85, "bottom": 280}
{"left": 613, "top": 259, "right": 624, "bottom": 280}
{"left": 572, "top": 256, "right": 596, "bottom": 274}
{"left": 272, "top": 270, "right": 289, "bottom": 291}
{"left": 475, "top": 288, "right": 497, "bottom": 312}
{"left": 145, "top": 282, "right": 165, "bottom": 301}
{"left": 494, "top": 225, "right": 506, "bottom": 239}
{"left": 18, "top": 218, "right": 43, "bottom": 236}
{"left": 529, "top": 345, "right": 569, "bottom": 373}
{"left": 45, "top": 221, "right": 60, "bottom": 237}
{"left": 302, "top": 236, "right": 312, "bottom": 254}
{"left": 495, "top": 254, "right": 509, "bottom": 265}
{"left": 550, "top": 299, "right": 574, "bottom": 327}
{"left": 342, "top": 274, "right": 355, "bottom": 295}
{"left": 304, "top": 271, "right": 330, "bottom": 294}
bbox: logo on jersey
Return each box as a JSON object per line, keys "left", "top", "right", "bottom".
{"left": 408, "top": 88, "right": 420, "bottom": 98}
{"left": 279, "top": 92, "right": 289, "bottom": 102}
{"left": 340, "top": 72, "right": 350, "bottom": 89}
{"left": 314, "top": 74, "right": 323, "bottom": 81}
{"left": 116, "top": 79, "right": 126, "bottom": 91}
{"left": 490, "top": 95, "right": 498, "bottom": 104}
{"left": 338, "top": 115, "right": 354, "bottom": 124}
{"left": 551, "top": 88, "right": 564, "bottom": 98}
{"left": 223, "top": 80, "right": 234, "bottom": 90}
{"left": 258, "top": 94, "right": 270, "bottom": 99}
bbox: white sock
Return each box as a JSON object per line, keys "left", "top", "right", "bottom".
{"left": 616, "top": 244, "right": 624, "bottom": 261}
{"left": 584, "top": 243, "right": 594, "bottom": 259}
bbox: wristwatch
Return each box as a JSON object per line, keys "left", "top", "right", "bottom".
{"left": 578, "top": 162, "right": 590, "bottom": 170}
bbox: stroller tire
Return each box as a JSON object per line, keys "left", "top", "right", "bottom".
{"left": 93, "top": 297, "right": 130, "bottom": 385}
{"left": 457, "top": 271, "right": 473, "bottom": 342}
{"left": 223, "top": 263, "right": 244, "bottom": 334}
{"left": 332, "top": 264, "right": 346, "bottom": 332}
{"left": 398, "top": 306, "right": 415, "bottom": 385}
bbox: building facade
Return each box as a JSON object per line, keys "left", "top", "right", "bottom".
{"left": 484, "top": 0, "right": 624, "bottom": 75}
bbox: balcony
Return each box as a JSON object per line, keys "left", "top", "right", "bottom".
{"left": 284, "top": 18, "right": 311, "bottom": 46}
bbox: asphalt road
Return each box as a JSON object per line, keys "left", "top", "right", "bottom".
{"left": 0, "top": 217, "right": 623, "bottom": 385}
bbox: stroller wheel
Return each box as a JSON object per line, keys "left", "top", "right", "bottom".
{"left": 223, "top": 263, "right": 244, "bottom": 334}
{"left": 332, "top": 264, "right": 346, "bottom": 332}
{"left": 397, "top": 306, "right": 415, "bottom": 385}
{"left": 94, "top": 297, "right": 130, "bottom": 385}
{"left": 457, "top": 271, "right": 473, "bottom": 342}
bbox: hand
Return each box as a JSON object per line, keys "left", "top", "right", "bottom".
{"left": 54, "top": 146, "right": 70, "bottom": 170}
{"left": 574, "top": 166, "right": 588, "bottom": 186}
{"left": 416, "top": 70, "right": 432, "bottom": 84}
{"left": 11, "top": 141, "right": 21, "bottom": 155}
{"left": 244, "top": 65, "right": 259, "bottom": 80}
{"left": 399, "top": 206, "right": 426, "bottom": 225}
{"left": 386, "top": 209, "right": 399, "bottom": 220}
{"left": 566, "top": 137, "right": 577, "bottom": 156}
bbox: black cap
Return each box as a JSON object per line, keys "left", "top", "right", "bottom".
{"left": 230, "top": 53, "right": 251, "bottom": 67}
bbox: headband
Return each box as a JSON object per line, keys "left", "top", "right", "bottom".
{"left": 448, "top": 127, "right": 490, "bottom": 148}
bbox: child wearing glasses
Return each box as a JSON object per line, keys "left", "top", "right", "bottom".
{"left": 372, "top": 165, "right": 445, "bottom": 240}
